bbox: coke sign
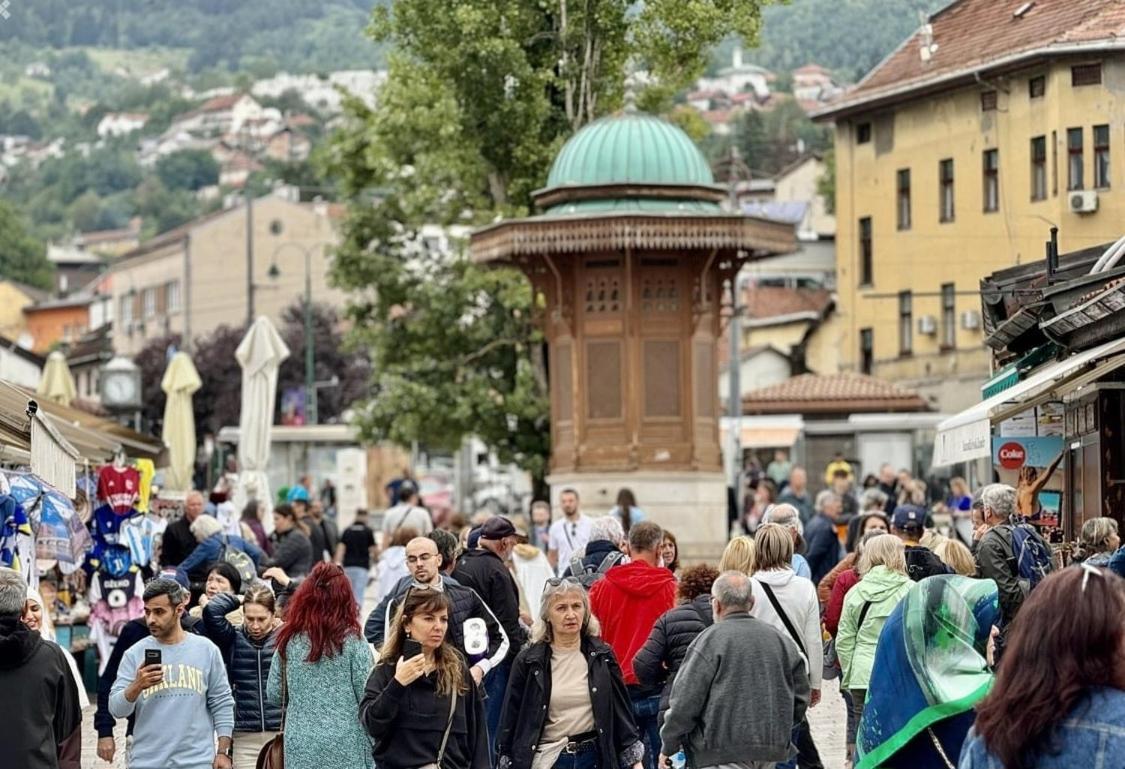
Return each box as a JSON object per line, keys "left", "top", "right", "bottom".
{"left": 997, "top": 442, "right": 1026, "bottom": 470}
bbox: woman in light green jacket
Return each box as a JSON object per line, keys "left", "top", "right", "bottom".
{"left": 835, "top": 533, "right": 912, "bottom": 757}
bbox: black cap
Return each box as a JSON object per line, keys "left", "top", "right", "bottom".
{"left": 398, "top": 480, "right": 418, "bottom": 503}
{"left": 479, "top": 516, "right": 517, "bottom": 540}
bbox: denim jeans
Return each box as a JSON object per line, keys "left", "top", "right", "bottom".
{"left": 485, "top": 659, "right": 512, "bottom": 758}
{"left": 343, "top": 566, "right": 369, "bottom": 607}
{"left": 553, "top": 746, "right": 599, "bottom": 769}
{"left": 630, "top": 692, "right": 662, "bottom": 769}
{"left": 775, "top": 719, "right": 822, "bottom": 769}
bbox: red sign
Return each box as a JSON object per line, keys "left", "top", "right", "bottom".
{"left": 997, "top": 442, "right": 1027, "bottom": 470}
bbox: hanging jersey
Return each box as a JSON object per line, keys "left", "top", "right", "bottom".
{"left": 0, "top": 494, "right": 36, "bottom": 588}
{"left": 92, "top": 505, "right": 126, "bottom": 545}
{"left": 121, "top": 514, "right": 166, "bottom": 569}
{"left": 89, "top": 568, "right": 144, "bottom": 673}
{"left": 98, "top": 466, "right": 140, "bottom": 516}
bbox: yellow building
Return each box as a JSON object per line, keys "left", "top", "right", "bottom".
{"left": 814, "top": 0, "right": 1125, "bottom": 412}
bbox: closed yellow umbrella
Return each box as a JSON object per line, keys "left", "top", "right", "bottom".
{"left": 36, "top": 351, "right": 77, "bottom": 407}
{"left": 161, "top": 351, "right": 202, "bottom": 492}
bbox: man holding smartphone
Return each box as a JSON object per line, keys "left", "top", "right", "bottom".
{"left": 110, "top": 578, "right": 235, "bottom": 769}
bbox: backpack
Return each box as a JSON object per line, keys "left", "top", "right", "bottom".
{"left": 218, "top": 536, "right": 258, "bottom": 584}
{"left": 569, "top": 550, "right": 624, "bottom": 589}
{"left": 1002, "top": 522, "right": 1053, "bottom": 596}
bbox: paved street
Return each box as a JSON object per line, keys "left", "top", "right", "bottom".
{"left": 80, "top": 580, "right": 849, "bottom": 769}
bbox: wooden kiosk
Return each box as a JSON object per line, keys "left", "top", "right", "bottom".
{"left": 471, "top": 108, "right": 794, "bottom": 557}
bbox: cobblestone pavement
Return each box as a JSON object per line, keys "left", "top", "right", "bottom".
{"left": 81, "top": 584, "right": 850, "bottom": 769}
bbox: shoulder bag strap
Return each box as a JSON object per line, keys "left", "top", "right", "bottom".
{"left": 436, "top": 685, "right": 458, "bottom": 767}
{"left": 855, "top": 601, "right": 874, "bottom": 637}
{"left": 758, "top": 582, "right": 807, "bottom": 658}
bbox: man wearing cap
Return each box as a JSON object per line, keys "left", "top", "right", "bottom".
{"left": 381, "top": 480, "right": 433, "bottom": 539}
{"left": 891, "top": 505, "right": 952, "bottom": 581}
{"left": 453, "top": 516, "right": 528, "bottom": 745}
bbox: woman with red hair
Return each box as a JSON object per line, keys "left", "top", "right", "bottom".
{"left": 267, "top": 562, "right": 374, "bottom": 769}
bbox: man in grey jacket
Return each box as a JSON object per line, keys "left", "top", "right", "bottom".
{"left": 659, "top": 571, "right": 810, "bottom": 769}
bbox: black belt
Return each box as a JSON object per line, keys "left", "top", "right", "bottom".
{"left": 563, "top": 731, "right": 599, "bottom": 754}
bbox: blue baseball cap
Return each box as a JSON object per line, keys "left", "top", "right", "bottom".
{"left": 286, "top": 485, "right": 310, "bottom": 503}
{"left": 892, "top": 504, "right": 926, "bottom": 531}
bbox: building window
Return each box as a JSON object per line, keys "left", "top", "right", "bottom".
{"left": 142, "top": 287, "right": 156, "bottom": 319}
{"left": 899, "top": 291, "right": 913, "bottom": 356}
{"left": 939, "top": 158, "right": 955, "bottom": 222}
{"left": 1094, "top": 124, "right": 1110, "bottom": 188}
{"left": 166, "top": 281, "right": 181, "bottom": 313}
{"left": 1031, "top": 136, "right": 1047, "bottom": 200}
{"left": 941, "top": 283, "right": 956, "bottom": 349}
{"left": 858, "top": 216, "right": 873, "bottom": 286}
{"left": 1071, "top": 63, "right": 1102, "bottom": 86}
{"left": 856, "top": 122, "right": 872, "bottom": 144}
{"left": 1029, "top": 75, "right": 1045, "bottom": 98}
{"left": 982, "top": 149, "right": 999, "bottom": 212}
{"left": 120, "top": 295, "right": 133, "bottom": 325}
{"left": 896, "top": 169, "right": 911, "bottom": 230}
{"left": 860, "top": 328, "right": 874, "bottom": 375}
{"left": 1067, "top": 127, "right": 1084, "bottom": 190}
{"left": 980, "top": 91, "right": 997, "bottom": 111}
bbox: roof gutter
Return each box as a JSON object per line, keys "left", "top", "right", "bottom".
{"left": 812, "top": 39, "right": 1125, "bottom": 122}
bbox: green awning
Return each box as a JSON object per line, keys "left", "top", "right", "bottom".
{"left": 982, "top": 365, "right": 1019, "bottom": 399}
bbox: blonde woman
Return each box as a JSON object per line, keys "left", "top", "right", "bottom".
{"left": 933, "top": 539, "right": 976, "bottom": 577}
{"left": 718, "top": 536, "right": 755, "bottom": 574}
{"left": 749, "top": 523, "right": 823, "bottom": 767}
{"left": 497, "top": 578, "right": 643, "bottom": 769}
{"left": 361, "top": 587, "right": 489, "bottom": 769}
{"left": 835, "top": 534, "right": 912, "bottom": 762}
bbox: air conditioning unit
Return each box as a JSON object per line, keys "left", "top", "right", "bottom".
{"left": 1069, "top": 190, "right": 1099, "bottom": 213}
{"left": 917, "top": 315, "right": 938, "bottom": 335}
{"left": 961, "top": 310, "right": 982, "bottom": 330}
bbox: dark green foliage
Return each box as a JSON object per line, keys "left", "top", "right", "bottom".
{"left": 156, "top": 150, "right": 220, "bottom": 192}
{"left": 0, "top": 200, "right": 52, "bottom": 290}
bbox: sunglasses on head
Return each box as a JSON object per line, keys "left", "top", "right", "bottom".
{"left": 543, "top": 576, "right": 581, "bottom": 593}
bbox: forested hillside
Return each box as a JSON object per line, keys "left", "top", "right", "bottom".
{"left": 0, "top": 0, "right": 387, "bottom": 72}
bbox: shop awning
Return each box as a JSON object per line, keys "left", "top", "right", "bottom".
{"left": 934, "top": 336, "right": 1125, "bottom": 466}
{"left": 720, "top": 416, "right": 803, "bottom": 449}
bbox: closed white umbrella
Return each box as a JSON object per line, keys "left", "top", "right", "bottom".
{"left": 161, "top": 351, "right": 202, "bottom": 492}
{"left": 233, "top": 316, "right": 290, "bottom": 521}
{"left": 36, "top": 351, "right": 77, "bottom": 407}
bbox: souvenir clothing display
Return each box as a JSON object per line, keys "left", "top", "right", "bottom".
{"left": 97, "top": 464, "right": 141, "bottom": 516}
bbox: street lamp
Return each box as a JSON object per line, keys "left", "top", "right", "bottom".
{"left": 269, "top": 242, "right": 326, "bottom": 426}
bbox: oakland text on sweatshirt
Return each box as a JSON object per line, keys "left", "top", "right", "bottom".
{"left": 109, "top": 633, "right": 234, "bottom": 769}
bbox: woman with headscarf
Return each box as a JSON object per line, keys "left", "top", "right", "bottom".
{"left": 22, "top": 587, "right": 89, "bottom": 708}
{"left": 855, "top": 575, "right": 999, "bottom": 769}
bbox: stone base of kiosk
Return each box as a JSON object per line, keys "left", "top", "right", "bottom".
{"left": 546, "top": 470, "right": 730, "bottom": 563}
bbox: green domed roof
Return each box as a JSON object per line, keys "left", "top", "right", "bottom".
{"left": 546, "top": 112, "right": 715, "bottom": 189}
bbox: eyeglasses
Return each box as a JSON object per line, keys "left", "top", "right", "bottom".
{"left": 543, "top": 576, "right": 581, "bottom": 593}
{"left": 406, "top": 554, "right": 436, "bottom": 565}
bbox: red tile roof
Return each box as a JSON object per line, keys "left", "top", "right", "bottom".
{"left": 200, "top": 93, "right": 245, "bottom": 112}
{"left": 815, "top": 0, "right": 1125, "bottom": 119}
{"left": 741, "top": 372, "right": 930, "bottom": 415}
{"left": 743, "top": 285, "right": 832, "bottom": 322}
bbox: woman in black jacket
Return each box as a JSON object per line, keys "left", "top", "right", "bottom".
{"left": 361, "top": 587, "right": 490, "bottom": 769}
{"left": 497, "top": 578, "right": 643, "bottom": 769}
{"left": 632, "top": 565, "right": 718, "bottom": 726}
{"left": 262, "top": 504, "right": 313, "bottom": 582}
{"left": 201, "top": 584, "right": 283, "bottom": 768}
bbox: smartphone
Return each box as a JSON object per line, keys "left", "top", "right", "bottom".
{"left": 402, "top": 638, "right": 423, "bottom": 659}
{"left": 144, "top": 648, "right": 162, "bottom": 668}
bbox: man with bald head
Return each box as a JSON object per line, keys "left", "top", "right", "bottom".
{"left": 160, "top": 490, "right": 205, "bottom": 568}
{"left": 364, "top": 537, "right": 509, "bottom": 684}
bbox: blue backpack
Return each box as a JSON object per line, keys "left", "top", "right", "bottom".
{"left": 1003, "top": 522, "right": 1053, "bottom": 595}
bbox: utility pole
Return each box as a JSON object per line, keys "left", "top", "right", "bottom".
{"left": 726, "top": 145, "right": 751, "bottom": 515}
{"left": 304, "top": 248, "right": 317, "bottom": 426}
{"left": 245, "top": 192, "right": 254, "bottom": 327}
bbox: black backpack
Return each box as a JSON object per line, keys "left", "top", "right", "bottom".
{"left": 569, "top": 550, "right": 624, "bottom": 589}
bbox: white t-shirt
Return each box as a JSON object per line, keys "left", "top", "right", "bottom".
{"left": 548, "top": 514, "right": 592, "bottom": 576}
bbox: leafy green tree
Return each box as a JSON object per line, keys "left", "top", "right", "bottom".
{"left": 0, "top": 200, "right": 52, "bottom": 290}
{"left": 329, "top": 0, "right": 773, "bottom": 479}
{"left": 276, "top": 302, "right": 370, "bottom": 424}
{"left": 817, "top": 147, "right": 836, "bottom": 215}
{"left": 156, "top": 150, "right": 220, "bottom": 192}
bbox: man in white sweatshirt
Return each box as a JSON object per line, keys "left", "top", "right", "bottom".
{"left": 110, "top": 578, "right": 234, "bottom": 769}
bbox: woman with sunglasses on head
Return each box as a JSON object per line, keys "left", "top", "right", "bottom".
{"left": 498, "top": 577, "right": 643, "bottom": 769}
{"left": 361, "top": 587, "right": 489, "bottom": 769}
{"left": 959, "top": 566, "right": 1125, "bottom": 769}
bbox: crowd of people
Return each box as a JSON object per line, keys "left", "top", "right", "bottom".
{"left": 2, "top": 463, "right": 1124, "bottom": 769}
